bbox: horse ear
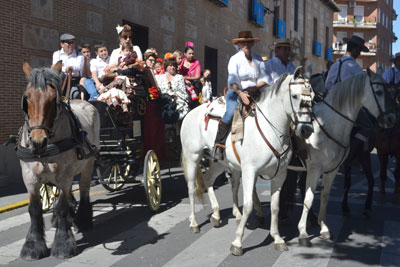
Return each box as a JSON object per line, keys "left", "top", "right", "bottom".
{"left": 23, "top": 61, "right": 31, "bottom": 80}
{"left": 293, "top": 66, "right": 303, "bottom": 80}
{"left": 52, "top": 60, "right": 63, "bottom": 73}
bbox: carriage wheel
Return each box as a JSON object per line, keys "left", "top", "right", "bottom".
{"left": 136, "top": 98, "right": 146, "bottom": 116}
{"left": 40, "top": 184, "right": 59, "bottom": 212}
{"left": 143, "top": 150, "right": 162, "bottom": 211}
{"left": 99, "top": 163, "right": 126, "bottom": 192}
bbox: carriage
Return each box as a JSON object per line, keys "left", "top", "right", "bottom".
{"left": 40, "top": 69, "right": 163, "bottom": 212}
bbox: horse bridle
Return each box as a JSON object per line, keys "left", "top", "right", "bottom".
{"left": 288, "top": 78, "right": 313, "bottom": 128}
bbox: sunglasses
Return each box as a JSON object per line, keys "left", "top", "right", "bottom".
{"left": 122, "top": 35, "right": 131, "bottom": 40}
{"left": 63, "top": 40, "right": 74, "bottom": 45}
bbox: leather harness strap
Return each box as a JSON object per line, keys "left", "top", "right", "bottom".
{"left": 254, "top": 107, "right": 290, "bottom": 179}
{"left": 231, "top": 141, "right": 241, "bottom": 164}
{"left": 61, "top": 70, "right": 72, "bottom": 101}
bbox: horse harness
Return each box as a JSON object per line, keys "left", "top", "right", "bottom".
{"left": 9, "top": 73, "right": 97, "bottom": 160}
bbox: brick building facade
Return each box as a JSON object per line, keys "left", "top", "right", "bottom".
{"left": 332, "top": 0, "right": 396, "bottom": 71}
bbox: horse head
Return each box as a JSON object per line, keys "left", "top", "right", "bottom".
{"left": 22, "top": 61, "right": 63, "bottom": 155}
{"left": 286, "top": 66, "right": 314, "bottom": 139}
{"left": 365, "top": 68, "right": 396, "bottom": 128}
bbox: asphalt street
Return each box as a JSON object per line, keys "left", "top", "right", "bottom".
{"left": 0, "top": 153, "right": 399, "bottom": 267}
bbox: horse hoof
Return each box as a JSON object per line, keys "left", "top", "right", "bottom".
{"left": 256, "top": 215, "right": 265, "bottom": 225}
{"left": 320, "top": 232, "right": 331, "bottom": 240}
{"left": 230, "top": 244, "right": 243, "bottom": 256}
{"left": 20, "top": 240, "right": 49, "bottom": 260}
{"left": 210, "top": 216, "right": 221, "bottom": 228}
{"left": 363, "top": 209, "right": 372, "bottom": 217}
{"left": 235, "top": 218, "right": 241, "bottom": 226}
{"left": 274, "top": 242, "right": 289, "bottom": 252}
{"left": 190, "top": 226, "right": 200, "bottom": 233}
{"left": 298, "top": 237, "right": 312, "bottom": 247}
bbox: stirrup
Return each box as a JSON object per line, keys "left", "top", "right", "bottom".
{"left": 212, "top": 144, "right": 225, "bottom": 161}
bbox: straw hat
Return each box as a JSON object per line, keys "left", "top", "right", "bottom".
{"left": 268, "top": 38, "right": 297, "bottom": 50}
{"left": 343, "top": 35, "right": 369, "bottom": 52}
{"left": 232, "top": 31, "right": 260, "bottom": 44}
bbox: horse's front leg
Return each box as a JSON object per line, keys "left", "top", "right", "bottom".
{"left": 298, "top": 167, "right": 321, "bottom": 247}
{"left": 342, "top": 164, "right": 352, "bottom": 216}
{"left": 318, "top": 171, "right": 338, "bottom": 241}
{"left": 51, "top": 183, "right": 78, "bottom": 259}
{"left": 393, "top": 155, "right": 400, "bottom": 203}
{"left": 378, "top": 153, "right": 389, "bottom": 201}
{"left": 231, "top": 171, "right": 242, "bottom": 225}
{"left": 359, "top": 153, "right": 374, "bottom": 215}
{"left": 75, "top": 158, "right": 95, "bottom": 232}
{"left": 203, "top": 163, "right": 225, "bottom": 228}
{"left": 253, "top": 181, "right": 265, "bottom": 225}
{"left": 230, "top": 167, "right": 256, "bottom": 256}
{"left": 270, "top": 171, "right": 289, "bottom": 251}
{"left": 20, "top": 184, "right": 50, "bottom": 260}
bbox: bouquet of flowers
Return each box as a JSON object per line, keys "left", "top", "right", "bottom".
{"left": 149, "top": 86, "right": 159, "bottom": 101}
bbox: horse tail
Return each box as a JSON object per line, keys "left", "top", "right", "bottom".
{"left": 181, "top": 152, "right": 205, "bottom": 204}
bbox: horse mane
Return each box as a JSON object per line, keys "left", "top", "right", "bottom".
{"left": 329, "top": 72, "right": 367, "bottom": 109}
{"left": 28, "top": 68, "right": 62, "bottom": 92}
{"left": 260, "top": 72, "right": 289, "bottom": 101}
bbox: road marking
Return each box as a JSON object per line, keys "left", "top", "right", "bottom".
{"left": 54, "top": 203, "right": 202, "bottom": 267}
{"left": 380, "top": 220, "right": 400, "bottom": 267}
{"left": 272, "top": 215, "right": 343, "bottom": 267}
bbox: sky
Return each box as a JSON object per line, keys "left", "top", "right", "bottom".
{"left": 393, "top": 1, "right": 400, "bottom": 54}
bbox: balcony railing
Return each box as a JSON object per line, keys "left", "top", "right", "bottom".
{"left": 332, "top": 42, "right": 376, "bottom": 56}
{"left": 333, "top": 20, "right": 377, "bottom": 28}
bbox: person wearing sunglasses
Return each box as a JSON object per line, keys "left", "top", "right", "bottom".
{"left": 109, "top": 24, "right": 143, "bottom": 67}
{"left": 52, "top": 33, "right": 85, "bottom": 99}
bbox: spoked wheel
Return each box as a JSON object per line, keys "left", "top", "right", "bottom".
{"left": 143, "top": 150, "right": 162, "bottom": 211}
{"left": 199, "top": 157, "right": 211, "bottom": 174}
{"left": 40, "top": 184, "right": 59, "bottom": 212}
{"left": 98, "top": 163, "right": 127, "bottom": 192}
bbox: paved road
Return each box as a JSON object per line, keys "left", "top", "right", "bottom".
{"left": 0, "top": 154, "right": 399, "bottom": 267}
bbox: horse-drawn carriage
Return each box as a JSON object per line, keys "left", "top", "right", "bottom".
{"left": 39, "top": 68, "right": 163, "bottom": 212}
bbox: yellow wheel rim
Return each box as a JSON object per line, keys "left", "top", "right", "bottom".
{"left": 137, "top": 98, "right": 146, "bottom": 116}
{"left": 145, "top": 151, "right": 162, "bottom": 211}
{"left": 40, "top": 184, "right": 59, "bottom": 212}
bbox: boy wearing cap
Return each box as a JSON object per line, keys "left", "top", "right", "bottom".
{"left": 263, "top": 38, "right": 296, "bottom": 85}
{"left": 52, "top": 33, "right": 84, "bottom": 99}
{"left": 383, "top": 52, "right": 400, "bottom": 88}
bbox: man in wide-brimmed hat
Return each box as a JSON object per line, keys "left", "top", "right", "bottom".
{"left": 325, "top": 35, "right": 369, "bottom": 90}
{"left": 263, "top": 38, "right": 297, "bottom": 85}
{"left": 382, "top": 52, "right": 400, "bottom": 87}
{"left": 212, "top": 31, "right": 268, "bottom": 161}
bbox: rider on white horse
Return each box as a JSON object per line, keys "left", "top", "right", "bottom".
{"left": 325, "top": 35, "right": 374, "bottom": 150}
{"left": 263, "top": 38, "right": 297, "bottom": 85}
{"left": 213, "top": 31, "right": 268, "bottom": 160}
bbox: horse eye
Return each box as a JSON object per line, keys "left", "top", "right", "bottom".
{"left": 292, "top": 95, "right": 298, "bottom": 100}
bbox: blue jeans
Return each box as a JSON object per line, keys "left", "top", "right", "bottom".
{"left": 221, "top": 89, "right": 239, "bottom": 124}
{"left": 84, "top": 78, "right": 99, "bottom": 101}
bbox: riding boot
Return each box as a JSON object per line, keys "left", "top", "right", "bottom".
{"left": 213, "top": 121, "right": 231, "bottom": 161}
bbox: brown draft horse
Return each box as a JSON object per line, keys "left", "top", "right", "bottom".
{"left": 18, "top": 62, "right": 100, "bottom": 260}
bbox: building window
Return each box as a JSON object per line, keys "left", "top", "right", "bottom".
{"left": 354, "top": 6, "right": 364, "bottom": 23}
{"left": 378, "top": 8, "right": 380, "bottom": 23}
{"left": 325, "top": 26, "right": 329, "bottom": 57}
{"left": 294, "top": 0, "right": 299, "bottom": 32}
{"left": 338, "top": 5, "right": 347, "bottom": 21}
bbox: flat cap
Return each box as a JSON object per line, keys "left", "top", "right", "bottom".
{"left": 60, "top": 33, "right": 75, "bottom": 41}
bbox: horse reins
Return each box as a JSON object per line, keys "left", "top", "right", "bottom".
{"left": 62, "top": 70, "right": 72, "bottom": 102}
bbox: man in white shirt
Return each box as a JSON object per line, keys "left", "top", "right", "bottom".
{"left": 263, "top": 38, "right": 296, "bottom": 86}
{"left": 382, "top": 52, "right": 400, "bottom": 90}
{"left": 52, "top": 33, "right": 84, "bottom": 99}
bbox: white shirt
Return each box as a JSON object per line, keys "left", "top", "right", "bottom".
{"left": 90, "top": 56, "right": 110, "bottom": 78}
{"left": 325, "top": 55, "right": 363, "bottom": 90}
{"left": 109, "top": 45, "right": 143, "bottom": 66}
{"left": 382, "top": 65, "right": 400, "bottom": 85}
{"left": 227, "top": 50, "right": 268, "bottom": 91}
{"left": 202, "top": 80, "right": 212, "bottom": 102}
{"left": 52, "top": 49, "right": 84, "bottom": 77}
{"left": 263, "top": 56, "right": 296, "bottom": 85}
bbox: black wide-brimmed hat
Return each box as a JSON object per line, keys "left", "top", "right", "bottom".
{"left": 393, "top": 52, "right": 400, "bottom": 61}
{"left": 343, "top": 35, "right": 369, "bottom": 52}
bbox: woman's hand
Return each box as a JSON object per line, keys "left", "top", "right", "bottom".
{"left": 239, "top": 91, "right": 250, "bottom": 105}
{"left": 184, "top": 79, "right": 192, "bottom": 86}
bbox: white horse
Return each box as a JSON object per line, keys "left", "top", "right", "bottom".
{"left": 18, "top": 62, "right": 100, "bottom": 259}
{"left": 181, "top": 67, "right": 314, "bottom": 255}
{"left": 296, "top": 69, "right": 396, "bottom": 246}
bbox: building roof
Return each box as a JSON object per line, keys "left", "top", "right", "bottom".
{"left": 320, "top": 0, "right": 340, "bottom": 12}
